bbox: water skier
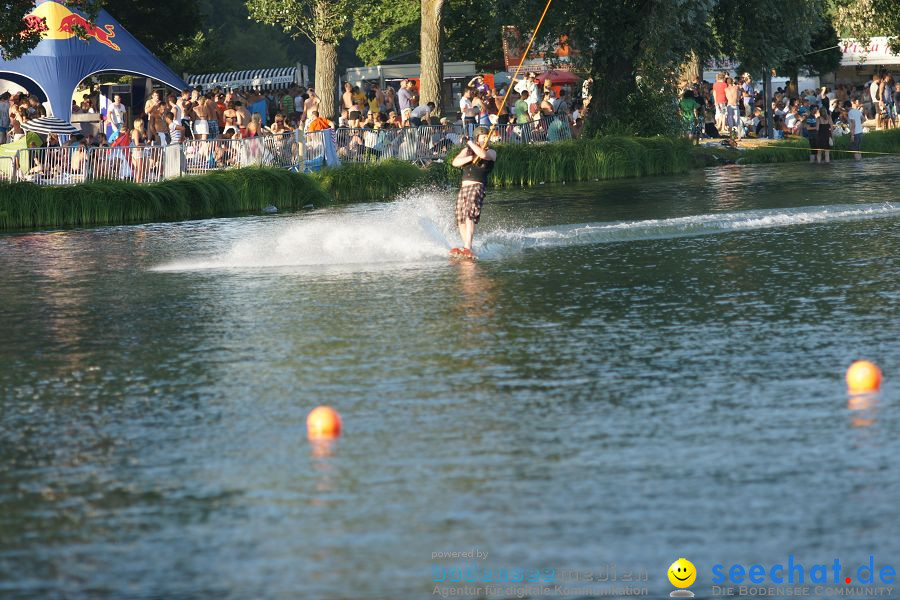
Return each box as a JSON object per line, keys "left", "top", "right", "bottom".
{"left": 450, "top": 127, "right": 497, "bottom": 258}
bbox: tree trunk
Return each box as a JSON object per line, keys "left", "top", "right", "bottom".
{"left": 679, "top": 51, "right": 703, "bottom": 88}
{"left": 420, "top": 0, "right": 444, "bottom": 115}
{"left": 315, "top": 38, "right": 339, "bottom": 119}
{"left": 586, "top": 47, "right": 638, "bottom": 136}
{"left": 788, "top": 69, "right": 799, "bottom": 99}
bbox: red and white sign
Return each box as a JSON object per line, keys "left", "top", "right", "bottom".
{"left": 841, "top": 37, "right": 900, "bottom": 66}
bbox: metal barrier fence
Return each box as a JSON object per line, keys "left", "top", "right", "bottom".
{"left": 490, "top": 116, "right": 573, "bottom": 144}
{"left": 0, "top": 156, "right": 15, "bottom": 182}
{"left": 332, "top": 124, "right": 464, "bottom": 164}
{"left": 10, "top": 145, "right": 167, "bottom": 185}
{"left": 2, "top": 118, "right": 574, "bottom": 185}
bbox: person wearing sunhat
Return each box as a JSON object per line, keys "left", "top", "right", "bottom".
{"left": 450, "top": 127, "right": 497, "bottom": 258}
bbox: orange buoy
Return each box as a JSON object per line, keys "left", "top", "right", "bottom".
{"left": 846, "top": 360, "right": 882, "bottom": 394}
{"left": 307, "top": 406, "right": 342, "bottom": 439}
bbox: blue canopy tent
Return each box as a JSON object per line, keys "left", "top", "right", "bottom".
{"left": 0, "top": 0, "right": 187, "bottom": 121}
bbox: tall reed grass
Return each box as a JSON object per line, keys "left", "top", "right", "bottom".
{"left": 444, "top": 136, "right": 694, "bottom": 187}
{"left": 742, "top": 128, "right": 900, "bottom": 164}
{"left": 0, "top": 167, "right": 329, "bottom": 229}
{"left": 315, "top": 160, "right": 428, "bottom": 202}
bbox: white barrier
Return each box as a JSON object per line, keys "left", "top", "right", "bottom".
{"left": 5, "top": 120, "right": 574, "bottom": 186}
{"left": 0, "top": 156, "right": 16, "bottom": 182}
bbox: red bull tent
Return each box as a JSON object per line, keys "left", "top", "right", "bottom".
{"left": 0, "top": 0, "right": 187, "bottom": 121}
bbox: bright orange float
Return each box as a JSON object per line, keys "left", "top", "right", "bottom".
{"left": 846, "top": 360, "right": 882, "bottom": 394}
{"left": 307, "top": 406, "right": 342, "bottom": 439}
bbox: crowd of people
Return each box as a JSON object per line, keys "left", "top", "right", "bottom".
{"left": 0, "top": 91, "right": 48, "bottom": 145}
{"left": 0, "top": 71, "right": 591, "bottom": 156}
{"left": 678, "top": 69, "right": 899, "bottom": 161}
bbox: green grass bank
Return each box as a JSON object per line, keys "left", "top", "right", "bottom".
{"left": 1, "top": 132, "right": 896, "bottom": 230}
{"left": 0, "top": 168, "right": 330, "bottom": 230}
{"left": 741, "top": 128, "right": 900, "bottom": 164}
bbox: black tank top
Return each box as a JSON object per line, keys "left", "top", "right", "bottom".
{"left": 461, "top": 158, "right": 494, "bottom": 185}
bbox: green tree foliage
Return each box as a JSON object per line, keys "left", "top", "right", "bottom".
{"left": 444, "top": 0, "right": 505, "bottom": 65}
{"left": 246, "top": 0, "right": 351, "bottom": 116}
{"left": 246, "top": 0, "right": 349, "bottom": 45}
{"left": 1, "top": 0, "right": 103, "bottom": 60}
{"left": 107, "top": 1, "right": 200, "bottom": 65}
{"left": 777, "top": 20, "right": 842, "bottom": 95}
{"left": 828, "top": 0, "right": 900, "bottom": 52}
{"left": 350, "top": 0, "right": 505, "bottom": 66}
{"left": 352, "top": 0, "right": 419, "bottom": 65}
{"left": 503, "top": 0, "right": 837, "bottom": 136}
{"left": 712, "top": 0, "right": 824, "bottom": 73}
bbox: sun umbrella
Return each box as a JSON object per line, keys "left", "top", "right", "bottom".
{"left": 492, "top": 71, "right": 512, "bottom": 85}
{"left": 535, "top": 70, "right": 581, "bottom": 85}
{"left": 21, "top": 116, "right": 80, "bottom": 135}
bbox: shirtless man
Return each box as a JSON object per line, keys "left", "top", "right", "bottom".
{"left": 724, "top": 77, "right": 741, "bottom": 137}
{"left": 144, "top": 90, "right": 167, "bottom": 144}
{"left": 342, "top": 83, "right": 354, "bottom": 112}
{"left": 192, "top": 89, "right": 211, "bottom": 140}
{"left": 221, "top": 101, "right": 238, "bottom": 136}
{"left": 235, "top": 101, "right": 251, "bottom": 135}
{"left": 304, "top": 88, "right": 320, "bottom": 120}
{"left": 178, "top": 89, "right": 194, "bottom": 139}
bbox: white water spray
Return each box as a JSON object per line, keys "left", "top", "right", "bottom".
{"left": 154, "top": 197, "right": 898, "bottom": 272}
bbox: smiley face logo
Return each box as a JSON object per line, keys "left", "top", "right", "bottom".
{"left": 668, "top": 558, "right": 697, "bottom": 588}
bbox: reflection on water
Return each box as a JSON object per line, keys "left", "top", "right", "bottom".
{"left": 0, "top": 158, "right": 898, "bottom": 599}
{"left": 848, "top": 393, "right": 880, "bottom": 429}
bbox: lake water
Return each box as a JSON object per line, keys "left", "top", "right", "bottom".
{"left": 0, "top": 159, "right": 898, "bottom": 599}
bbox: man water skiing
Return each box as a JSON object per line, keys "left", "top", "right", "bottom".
{"left": 450, "top": 127, "right": 497, "bottom": 259}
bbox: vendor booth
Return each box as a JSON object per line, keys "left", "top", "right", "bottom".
{"left": 345, "top": 62, "right": 477, "bottom": 115}
{"left": 186, "top": 66, "right": 308, "bottom": 92}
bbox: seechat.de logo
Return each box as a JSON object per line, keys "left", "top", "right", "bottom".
{"left": 712, "top": 556, "right": 895, "bottom": 586}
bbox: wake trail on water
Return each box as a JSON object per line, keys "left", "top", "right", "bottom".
{"left": 153, "top": 196, "right": 898, "bottom": 272}
{"left": 478, "top": 201, "right": 899, "bottom": 259}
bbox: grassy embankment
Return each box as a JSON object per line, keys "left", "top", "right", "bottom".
{"left": 740, "top": 128, "right": 900, "bottom": 164}
{"left": 2, "top": 131, "right": 897, "bottom": 230}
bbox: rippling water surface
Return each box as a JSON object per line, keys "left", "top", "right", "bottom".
{"left": 1, "top": 159, "right": 898, "bottom": 599}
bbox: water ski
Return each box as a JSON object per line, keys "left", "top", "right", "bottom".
{"left": 449, "top": 247, "right": 476, "bottom": 261}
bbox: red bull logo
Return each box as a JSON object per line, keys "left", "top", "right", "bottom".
{"left": 24, "top": 1, "right": 120, "bottom": 51}
{"left": 58, "top": 13, "right": 119, "bottom": 51}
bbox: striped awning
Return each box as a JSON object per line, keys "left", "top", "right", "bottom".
{"left": 185, "top": 67, "right": 299, "bottom": 92}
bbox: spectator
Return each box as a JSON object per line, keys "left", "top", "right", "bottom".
{"left": 109, "top": 94, "right": 127, "bottom": 133}
{"left": 280, "top": 89, "right": 295, "bottom": 118}
{"left": 0, "top": 92, "right": 9, "bottom": 144}
{"left": 384, "top": 86, "right": 396, "bottom": 113}
{"left": 869, "top": 74, "right": 881, "bottom": 127}
{"left": 409, "top": 102, "right": 435, "bottom": 127}
{"left": 306, "top": 111, "right": 331, "bottom": 132}
{"left": 514, "top": 72, "right": 539, "bottom": 110}
{"left": 165, "top": 111, "right": 184, "bottom": 144}
{"left": 397, "top": 80, "right": 414, "bottom": 113}
{"left": 712, "top": 72, "right": 727, "bottom": 132}
{"left": 304, "top": 88, "right": 320, "bottom": 120}
{"left": 460, "top": 87, "right": 478, "bottom": 135}
{"left": 847, "top": 98, "right": 863, "bottom": 161}
{"left": 724, "top": 76, "right": 741, "bottom": 136}
{"left": 145, "top": 90, "right": 167, "bottom": 145}
{"left": 294, "top": 89, "right": 305, "bottom": 116}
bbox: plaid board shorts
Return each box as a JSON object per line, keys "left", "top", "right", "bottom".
{"left": 456, "top": 182, "right": 485, "bottom": 225}
{"left": 208, "top": 119, "right": 220, "bottom": 138}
